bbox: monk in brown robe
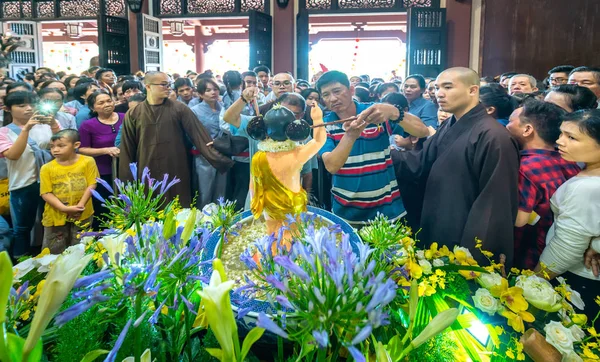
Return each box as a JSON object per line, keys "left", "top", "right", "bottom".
{"left": 119, "top": 71, "right": 234, "bottom": 206}
{"left": 394, "top": 67, "right": 520, "bottom": 267}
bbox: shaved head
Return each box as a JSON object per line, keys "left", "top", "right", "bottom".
{"left": 434, "top": 67, "right": 481, "bottom": 119}
{"left": 144, "top": 71, "right": 167, "bottom": 85}
{"left": 439, "top": 67, "right": 480, "bottom": 87}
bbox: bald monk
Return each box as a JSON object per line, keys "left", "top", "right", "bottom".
{"left": 393, "top": 67, "right": 519, "bottom": 266}
{"left": 119, "top": 71, "right": 234, "bottom": 206}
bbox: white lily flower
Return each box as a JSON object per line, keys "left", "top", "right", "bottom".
{"left": 122, "top": 348, "right": 152, "bottom": 362}
{"left": 35, "top": 254, "right": 59, "bottom": 273}
{"left": 411, "top": 308, "right": 459, "bottom": 349}
{"left": 12, "top": 258, "right": 35, "bottom": 282}
{"left": 99, "top": 233, "right": 128, "bottom": 266}
{"left": 197, "top": 259, "right": 237, "bottom": 361}
{"left": 23, "top": 247, "right": 92, "bottom": 357}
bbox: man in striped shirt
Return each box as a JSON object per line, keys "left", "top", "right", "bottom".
{"left": 316, "top": 71, "right": 407, "bottom": 227}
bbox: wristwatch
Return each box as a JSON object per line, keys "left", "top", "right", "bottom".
{"left": 389, "top": 104, "right": 405, "bottom": 124}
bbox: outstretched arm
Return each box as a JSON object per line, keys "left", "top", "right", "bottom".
{"left": 295, "top": 106, "right": 326, "bottom": 165}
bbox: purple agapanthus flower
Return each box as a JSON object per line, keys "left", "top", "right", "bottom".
{"left": 105, "top": 318, "right": 132, "bottom": 362}
{"left": 256, "top": 313, "right": 288, "bottom": 339}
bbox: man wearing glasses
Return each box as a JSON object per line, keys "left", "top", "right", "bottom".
{"left": 260, "top": 73, "right": 295, "bottom": 113}
{"left": 547, "top": 65, "right": 574, "bottom": 87}
{"left": 118, "top": 71, "right": 234, "bottom": 207}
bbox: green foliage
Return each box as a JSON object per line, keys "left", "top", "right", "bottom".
{"left": 48, "top": 302, "right": 161, "bottom": 362}
{"left": 438, "top": 272, "right": 472, "bottom": 303}
{"left": 48, "top": 304, "right": 109, "bottom": 362}
{"left": 407, "top": 332, "right": 458, "bottom": 362}
{"left": 112, "top": 307, "right": 161, "bottom": 361}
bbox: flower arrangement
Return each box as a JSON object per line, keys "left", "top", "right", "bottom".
{"left": 2, "top": 166, "right": 600, "bottom": 362}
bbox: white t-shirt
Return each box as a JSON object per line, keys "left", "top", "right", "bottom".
{"left": 540, "top": 176, "right": 600, "bottom": 280}
{"left": 0, "top": 124, "right": 53, "bottom": 191}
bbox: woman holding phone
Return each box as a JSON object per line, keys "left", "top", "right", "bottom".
{"left": 0, "top": 91, "right": 60, "bottom": 259}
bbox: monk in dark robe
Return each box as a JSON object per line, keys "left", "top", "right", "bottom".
{"left": 394, "top": 67, "right": 520, "bottom": 266}
{"left": 119, "top": 71, "right": 234, "bottom": 206}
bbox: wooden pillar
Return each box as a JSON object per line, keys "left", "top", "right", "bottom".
{"left": 194, "top": 26, "right": 205, "bottom": 73}
{"left": 272, "top": 2, "right": 295, "bottom": 74}
{"left": 445, "top": 0, "right": 472, "bottom": 68}
{"left": 128, "top": 1, "right": 150, "bottom": 73}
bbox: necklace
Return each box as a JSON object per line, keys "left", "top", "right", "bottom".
{"left": 257, "top": 139, "right": 299, "bottom": 152}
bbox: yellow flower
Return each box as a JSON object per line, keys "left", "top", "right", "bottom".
{"left": 33, "top": 280, "right": 45, "bottom": 299}
{"left": 407, "top": 259, "right": 423, "bottom": 280}
{"left": 506, "top": 349, "right": 515, "bottom": 359}
{"left": 502, "top": 287, "right": 529, "bottom": 313}
{"left": 489, "top": 278, "right": 529, "bottom": 312}
{"left": 588, "top": 327, "right": 599, "bottom": 337}
{"left": 125, "top": 229, "right": 136, "bottom": 237}
{"left": 583, "top": 347, "right": 599, "bottom": 359}
{"left": 521, "top": 269, "right": 535, "bottom": 277}
{"left": 459, "top": 268, "right": 481, "bottom": 280}
{"left": 595, "top": 296, "right": 600, "bottom": 307}
{"left": 19, "top": 309, "right": 31, "bottom": 321}
{"left": 34, "top": 248, "right": 50, "bottom": 259}
{"left": 484, "top": 265, "right": 495, "bottom": 273}
{"left": 424, "top": 242, "right": 438, "bottom": 260}
{"left": 585, "top": 342, "right": 598, "bottom": 349}
{"left": 515, "top": 340, "right": 525, "bottom": 360}
{"left": 494, "top": 326, "right": 504, "bottom": 336}
{"left": 572, "top": 314, "right": 588, "bottom": 326}
{"left": 510, "top": 268, "right": 521, "bottom": 275}
{"left": 480, "top": 250, "right": 493, "bottom": 258}
{"left": 501, "top": 309, "right": 534, "bottom": 333}
{"left": 418, "top": 280, "right": 436, "bottom": 297}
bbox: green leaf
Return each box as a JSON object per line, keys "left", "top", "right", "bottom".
{"left": 295, "top": 340, "right": 316, "bottom": 362}
{"left": 240, "top": 327, "right": 265, "bottom": 361}
{"left": 433, "top": 264, "right": 488, "bottom": 273}
{"left": 7, "top": 333, "right": 42, "bottom": 362}
{"left": 79, "top": 349, "right": 109, "bottom": 362}
{"left": 205, "top": 348, "right": 223, "bottom": 360}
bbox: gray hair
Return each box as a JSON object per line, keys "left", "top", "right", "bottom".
{"left": 510, "top": 74, "right": 537, "bottom": 88}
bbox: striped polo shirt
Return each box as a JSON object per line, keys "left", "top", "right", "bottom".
{"left": 319, "top": 101, "right": 405, "bottom": 225}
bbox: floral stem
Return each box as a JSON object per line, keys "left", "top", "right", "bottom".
{"left": 134, "top": 293, "right": 143, "bottom": 362}
{"left": 317, "top": 346, "right": 327, "bottom": 362}
{"left": 277, "top": 335, "right": 284, "bottom": 362}
{"left": 216, "top": 229, "right": 226, "bottom": 259}
{"left": 135, "top": 220, "right": 143, "bottom": 249}
{"left": 183, "top": 289, "right": 193, "bottom": 362}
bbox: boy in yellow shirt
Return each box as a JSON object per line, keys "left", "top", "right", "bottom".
{"left": 40, "top": 129, "right": 99, "bottom": 254}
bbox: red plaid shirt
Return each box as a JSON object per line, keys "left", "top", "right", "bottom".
{"left": 514, "top": 149, "right": 580, "bottom": 269}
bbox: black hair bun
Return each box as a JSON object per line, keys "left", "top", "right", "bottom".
{"left": 247, "top": 116, "right": 267, "bottom": 141}
{"left": 263, "top": 105, "right": 296, "bottom": 141}
{"left": 285, "top": 119, "right": 311, "bottom": 141}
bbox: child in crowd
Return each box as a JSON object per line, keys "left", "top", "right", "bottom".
{"left": 40, "top": 129, "right": 99, "bottom": 254}
{"left": 0, "top": 91, "right": 60, "bottom": 259}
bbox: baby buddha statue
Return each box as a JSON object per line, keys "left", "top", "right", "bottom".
{"left": 247, "top": 104, "right": 325, "bottom": 246}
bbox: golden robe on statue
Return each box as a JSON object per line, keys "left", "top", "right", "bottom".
{"left": 250, "top": 150, "right": 308, "bottom": 221}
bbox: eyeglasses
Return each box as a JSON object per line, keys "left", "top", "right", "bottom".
{"left": 273, "top": 81, "right": 292, "bottom": 87}
{"left": 150, "top": 83, "right": 173, "bottom": 88}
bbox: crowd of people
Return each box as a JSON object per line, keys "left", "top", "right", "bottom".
{"left": 0, "top": 61, "right": 599, "bottom": 311}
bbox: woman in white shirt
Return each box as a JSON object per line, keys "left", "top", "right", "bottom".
{"left": 538, "top": 109, "right": 600, "bottom": 316}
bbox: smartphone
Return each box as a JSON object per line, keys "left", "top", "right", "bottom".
{"left": 37, "top": 101, "right": 56, "bottom": 117}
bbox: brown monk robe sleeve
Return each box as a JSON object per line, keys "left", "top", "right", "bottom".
{"left": 461, "top": 128, "right": 520, "bottom": 267}
{"left": 178, "top": 106, "right": 234, "bottom": 173}
{"left": 118, "top": 110, "right": 137, "bottom": 182}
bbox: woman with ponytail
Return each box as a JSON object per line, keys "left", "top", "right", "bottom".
{"left": 222, "top": 70, "right": 243, "bottom": 110}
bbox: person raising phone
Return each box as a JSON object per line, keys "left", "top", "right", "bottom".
{"left": 0, "top": 91, "right": 61, "bottom": 260}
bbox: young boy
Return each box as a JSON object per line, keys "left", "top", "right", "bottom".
{"left": 40, "top": 129, "right": 99, "bottom": 254}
